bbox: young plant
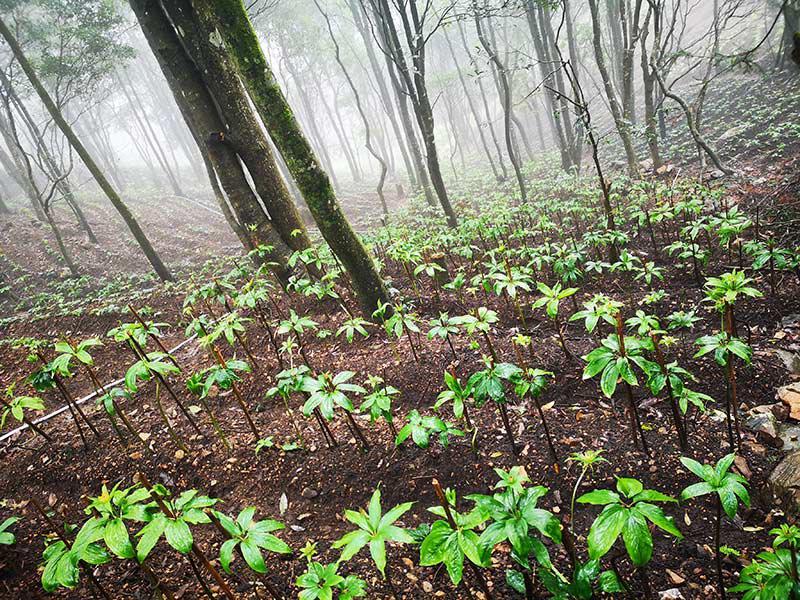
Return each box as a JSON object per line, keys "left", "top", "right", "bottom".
{"left": 582, "top": 317, "right": 656, "bottom": 454}
{"left": 467, "top": 358, "right": 523, "bottom": 454}
{"left": 419, "top": 481, "right": 491, "bottom": 594}
{"left": 360, "top": 375, "right": 399, "bottom": 438}
{"left": 694, "top": 329, "right": 752, "bottom": 450}
{"left": 533, "top": 282, "right": 578, "bottom": 359}
{"left": 301, "top": 371, "right": 369, "bottom": 451}
{"left": 41, "top": 517, "right": 111, "bottom": 593}
{"left": 0, "top": 516, "right": 19, "bottom": 546}
{"left": 434, "top": 369, "right": 475, "bottom": 432}
{"left": 277, "top": 309, "right": 318, "bottom": 367}
{"left": 513, "top": 368, "right": 558, "bottom": 467}
{"left": 395, "top": 410, "right": 463, "bottom": 449}
{"left": 211, "top": 507, "right": 291, "bottom": 575}
{"left": 332, "top": 486, "right": 414, "bottom": 578}
{"left": 578, "top": 477, "right": 682, "bottom": 596}
{"left": 453, "top": 306, "right": 499, "bottom": 362}
{"left": 0, "top": 387, "right": 49, "bottom": 442}
{"left": 296, "top": 561, "right": 367, "bottom": 600}
{"left": 469, "top": 467, "right": 562, "bottom": 598}
{"left": 566, "top": 449, "right": 608, "bottom": 535}
{"left": 427, "top": 312, "right": 461, "bottom": 358}
{"left": 680, "top": 453, "right": 750, "bottom": 599}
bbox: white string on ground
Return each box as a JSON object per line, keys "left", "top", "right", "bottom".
{"left": 0, "top": 333, "right": 200, "bottom": 445}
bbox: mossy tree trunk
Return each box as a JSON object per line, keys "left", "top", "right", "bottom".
{"left": 192, "top": 0, "right": 390, "bottom": 315}
{"left": 129, "top": 0, "right": 292, "bottom": 282}
{"left": 0, "top": 15, "right": 173, "bottom": 282}
{"left": 162, "top": 0, "right": 314, "bottom": 258}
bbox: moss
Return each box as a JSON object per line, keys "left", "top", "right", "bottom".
{"left": 195, "top": 0, "right": 389, "bottom": 315}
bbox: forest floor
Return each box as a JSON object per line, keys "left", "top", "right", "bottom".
{"left": 0, "top": 70, "right": 798, "bottom": 599}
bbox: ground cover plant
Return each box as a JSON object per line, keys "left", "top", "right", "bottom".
{"left": 0, "top": 1, "right": 799, "bottom": 598}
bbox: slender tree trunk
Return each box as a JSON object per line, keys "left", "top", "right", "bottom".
{"left": 588, "top": 0, "right": 640, "bottom": 175}
{"left": 314, "top": 0, "right": 389, "bottom": 215}
{"left": 475, "top": 6, "right": 527, "bottom": 201}
{"left": 457, "top": 19, "right": 508, "bottom": 180}
{"left": 348, "top": 0, "right": 416, "bottom": 187}
{"left": 195, "top": 0, "right": 390, "bottom": 316}
{"left": 0, "top": 15, "right": 173, "bottom": 281}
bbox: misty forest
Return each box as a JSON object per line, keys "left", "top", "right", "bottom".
{"left": 0, "top": 0, "right": 799, "bottom": 598}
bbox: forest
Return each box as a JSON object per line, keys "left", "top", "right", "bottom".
{"left": 0, "top": 0, "right": 798, "bottom": 598}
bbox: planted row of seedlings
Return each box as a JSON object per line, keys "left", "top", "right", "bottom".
{"left": 2, "top": 176, "right": 798, "bottom": 597}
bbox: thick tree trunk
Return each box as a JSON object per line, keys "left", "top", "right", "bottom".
{"left": 164, "top": 0, "right": 314, "bottom": 258}
{"left": 130, "top": 0, "right": 293, "bottom": 281}
{"left": 0, "top": 15, "right": 173, "bottom": 282}
{"left": 195, "top": 0, "right": 389, "bottom": 316}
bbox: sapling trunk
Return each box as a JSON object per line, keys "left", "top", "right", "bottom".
{"left": 405, "top": 327, "right": 419, "bottom": 363}
{"left": 186, "top": 554, "right": 216, "bottom": 600}
{"left": 256, "top": 305, "right": 284, "bottom": 370}
{"left": 521, "top": 569, "right": 535, "bottom": 600}
{"left": 128, "top": 337, "right": 202, "bottom": 436}
{"left": 211, "top": 347, "right": 260, "bottom": 440}
{"left": 0, "top": 396, "right": 51, "bottom": 443}
{"left": 53, "top": 373, "right": 99, "bottom": 442}
{"left": 615, "top": 316, "right": 649, "bottom": 455}
{"left": 313, "top": 407, "right": 337, "bottom": 448}
{"left": 344, "top": 411, "right": 370, "bottom": 452}
{"left": 154, "top": 381, "right": 187, "bottom": 452}
{"left": 532, "top": 395, "right": 559, "bottom": 470}
{"left": 86, "top": 364, "right": 146, "bottom": 451}
{"left": 651, "top": 335, "right": 688, "bottom": 452}
{"left": 715, "top": 495, "right": 726, "bottom": 600}
{"left": 481, "top": 331, "right": 498, "bottom": 363}
{"left": 431, "top": 479, "right": 494, "bottom": 600}
{"left": 724, "top": 306, "right": 742, "bottom": 451}
{"left": 138, "top": 473, "right": 236, "bottom": 600}
{"left": 128, "top": 304, "right": 181, "bottom": 370}
{"left": 207, "top": 511, "right": 284, "bottom": 600}
{"left": 30, "top": 497, "right": 112, "bottom": 600}
{"left": 497, "top": 401, "right": 518, "bottom": 455}
{"left": 554, "top": 314, "right": 572, "bottom": 360}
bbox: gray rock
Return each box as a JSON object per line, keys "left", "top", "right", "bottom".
{"left": 658, "top": 589, "right": 685, "bottom": 600}
{"left": 745, "top": 406, "right": 778, "bottom": 440}
{"left": 769, "top": 450, "right": 800, "bottom": 495}
{"left": 779, "top": 423, "right": 800, "bottom": 452}
{"left": 774, "top": 349, "right": 800, "bottom": 376}
{"left": 301, "top": 486, "right": 319, "bottom": 499}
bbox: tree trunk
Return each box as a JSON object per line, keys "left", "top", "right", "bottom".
{"left": 474, "top": 5, "right": 527, "bottom": 201}
{"left": 195, "top": 0, "right": 390, "bottom": 316}
{"left": 130, "top": 0, "right": 293, "bottom": 281}
{"left": 164, "top": 0, "right": 315, "bottom": 258}
{"left": 588, "top": 0, "right": 640, "bottom": 176}
{"left": 314, "top": 0, "right": 389, "bottom": 215}
{"left": 443, "top": 27, "right": 501, "bottom": 181}
{"left": 0, "top": 15, "right": 173, "bottom": 282}
{"left": 348, "top": 0, "right": 416, "bottom": 188}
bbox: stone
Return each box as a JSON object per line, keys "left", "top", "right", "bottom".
{"left": 658, "top": 589, "right": 685, "bottom": 600}
{"left": 778, "top": 383, "right": 800, "bottom": 420}
{"left": 779, "top": 423, "right": 800, "bottom": 451}
{"left": 744, "top": 407, "right": 778, "bottom": 440}
{"left": 301, "top": 486, "right": 318, "bottom": 499}
{"left": 709, "top": 169, "right": 726, "bottom": 180}
{"left": 768, "top": 450, "right": 800, "bottom": 496}
{"left": 422, "top": 581, "right": 433, "bottom": 593}
{"left": 666, "top": 569, "right": 686, "bottom": 585}
{"left": 774, "top": 349, "right": 800, "bottom": 376}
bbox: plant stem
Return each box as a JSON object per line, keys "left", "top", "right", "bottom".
{"left": 138, "top": 473, "right": 236, "bottom": 600}
{"left": 431, "top": 479, "right": 494, "bottom": 600}
{"left": 497, "top": 402, "right": 518, "bottom": 455}
{"left": 715, "top": 495, "right": 727, "bottom": 600}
